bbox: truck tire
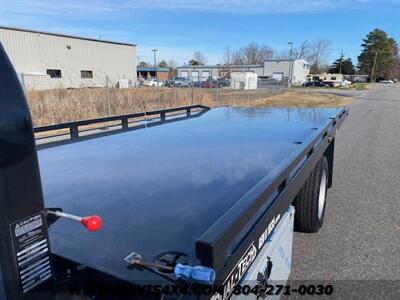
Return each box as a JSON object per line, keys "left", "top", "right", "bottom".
{"left": 293, "top": 156, "right": 329, "bottom": 233}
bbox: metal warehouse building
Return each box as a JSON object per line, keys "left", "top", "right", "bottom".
{"left": 263, "top": 59, "right": 310, "bottom": 83}
{"left": 177, "top": 64, "right": 264, "bottom": 81}
{"left": 0, "top": 26, "right": 137, "bottom": 90}
{"left": 177, "top": 59, "right": 310, "bottom": 84}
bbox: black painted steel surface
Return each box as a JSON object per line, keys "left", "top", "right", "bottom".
{"left": 38, "top": 106, "right": 344, "bottom": 283}
{"left": 0, "top": 43, "right": 54, "bottom": 299}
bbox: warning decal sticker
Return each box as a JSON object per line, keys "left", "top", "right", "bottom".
{"left": 9, "top": 213, "right": 53, "bottom": 294}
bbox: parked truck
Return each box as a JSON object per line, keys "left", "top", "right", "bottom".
{"left": 0, "top": 43, "right": 348, "bottom": 300}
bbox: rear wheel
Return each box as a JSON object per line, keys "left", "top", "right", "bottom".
{"left": 293, "top": 156, "right": 329, "bottom": 233}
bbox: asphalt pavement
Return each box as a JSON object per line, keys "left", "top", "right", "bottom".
{"left": 288, "top": 84, "right": 400, "bottom": 297}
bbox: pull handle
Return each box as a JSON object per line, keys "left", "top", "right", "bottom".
{"left": 47, "top": 210, "right": 102, "bottom": 232}
{"left": 174, "top": 263, "right": 215, "bottom": 285}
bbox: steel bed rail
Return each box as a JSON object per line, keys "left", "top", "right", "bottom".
{"left": 196, "top": 108, "right": 349, "bottom": 281}
{"left": 34, "top": 104, "right": 210, "bottom": 140}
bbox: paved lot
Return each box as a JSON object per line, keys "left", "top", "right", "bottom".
{"left": 289, "top": 84, "right": 400, "bottom": 295}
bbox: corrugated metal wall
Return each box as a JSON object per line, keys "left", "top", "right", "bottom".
{"left": 0, "top": 27, "right": 137, "bottom": 90}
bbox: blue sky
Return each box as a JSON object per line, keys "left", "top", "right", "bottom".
{"left": 1, "top": 0, "right": 399, "bottom": 65}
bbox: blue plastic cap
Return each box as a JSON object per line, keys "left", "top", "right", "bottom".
{"left": 174, "top": 263, "right": 216, "bottom": 285}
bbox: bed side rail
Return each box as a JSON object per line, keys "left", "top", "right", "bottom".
{"left": 34, "top": 104, "right": 210, "bottom": 140}
{"left": 196, "top": 108, "right": 348, "bottom": 279}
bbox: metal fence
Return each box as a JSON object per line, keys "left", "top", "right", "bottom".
{"left": 23, "top": 75, "right": 286, "bottom": 127}
{"left": 258, "top": 77, "right": 289, "bottom": 89}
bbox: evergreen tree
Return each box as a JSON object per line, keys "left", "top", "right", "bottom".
{"left": 188, "top": 59, "right": 200, "bottom": 66}
{"left": 330, "top": 57, "right": 355, "bottom": 75}
{"left": 358, "top": 29, "right": 396, "bottom": 81}
{"left": 158, "top": 60, "right": 168, "bottom": 68}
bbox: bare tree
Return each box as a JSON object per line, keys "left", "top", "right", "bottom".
{"left": 168, "top": 60, "right": 178, "bottom": 68}
{"left": 277, "top": 41, "right": 311, "bottom": 60}
{"left": 296, "top": 41, "right": 311, "bottom": 59}
{"left": 222, "top": 46, "right": 232, "bottom": 66}
{"left": 167, "top": 60, "right": 178, "bottom": 77}
{"left": 258, "top": 45, "right": 274, "bottom": 62}
{"left": 241, "top": 43, "right": 260, "bottom": 64}
{"left": 236, "top": 43, "right": 274, "bottom": 64}
{"left": 231, "top": 51, "right": 244, "bottom": 65}
{"left": 192, "top": 51, "right": 207, "bottom": 65}
{"left": 308, "top": 39, "right": 332, "bottom": 73}
{"left": 223, "top": 43, "right": 277, "bottom": 65}
{"left": 221, "top": 46, "right": 232, "bottom": 78}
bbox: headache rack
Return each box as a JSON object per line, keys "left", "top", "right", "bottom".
{"left": 196, "top": 108, "right": 348, "bottom": 279}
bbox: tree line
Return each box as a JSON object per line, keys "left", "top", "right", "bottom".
{"left": 138, "top": 29, "right": 399, "bottom": 81}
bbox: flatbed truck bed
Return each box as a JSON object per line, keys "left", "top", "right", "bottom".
{"left": 0, "top": 43, "right": 348, "bottom": 300}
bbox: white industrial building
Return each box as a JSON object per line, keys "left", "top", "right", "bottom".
{"left": 177, "top": 59, "right": 310, "bottom": 84}
{"left": 0, "top": 26, "right": 137, "bottom": 90}
{"left": 263, "top": 59, "right": 310, "bottom": 84}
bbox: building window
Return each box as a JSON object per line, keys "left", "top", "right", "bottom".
{"left": 46, "top": 69, "right": 62, "bottom": 78}
{"left": 331, "top": 76, "right": 337, "bottom": 80}
{"left": 81, "top": 70, "right": 93, "bottom": 79}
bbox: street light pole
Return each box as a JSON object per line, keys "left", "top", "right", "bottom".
{"left": 288, "top": 42, "right": 293, "bottom": 87}
{"left": 152, "top": 49, "right": 158, "bottom": 68}
{"left": 370, "top": 50, "right": 378, "bottom": 83}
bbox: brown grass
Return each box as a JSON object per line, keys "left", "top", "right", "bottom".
{"left": 232, "top": 91, "right": 353, "bottom": 108}
{"left": 27, "top": 87, "right": 210, "bottom": 126}
{"left": 26, "top": 87, "right": 351, "bottom": 127}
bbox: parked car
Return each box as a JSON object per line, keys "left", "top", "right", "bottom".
{"left": 136, "top": 78, "right": 145, "bottom": 87}
{"left": 192, "top": 81, "right": 203, "bottom": 88}
{"left": 167, "top": 77, "right": 192, "bottom": 87}
{"left": 340, "top": 80, "right": 352, "bottom": 86}
{"left": 303, "top": 81, "right": 330, "bottom": 87}
{"left": 217, "top": 78, "right": 230, "bottom": 88}
{"left": 380, "top": 80, "right": 394, "bottom": 84}
{"left": 202, "top": 79, "right": 218, "bottom": 88}
{"left": 143, "top": 78, "right": 164, "bottom": 87}
{"left": 324, "top": 82, "right": 335, "bottom": 87}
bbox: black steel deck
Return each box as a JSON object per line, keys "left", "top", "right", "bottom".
{"left": 38, "top": 106, "right": 346, "bottom": 283}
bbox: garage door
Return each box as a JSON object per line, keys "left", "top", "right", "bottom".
{"left": 181, "top": 71, "right": 189, "bottom": 79}
{"left": 272, "top": 72, "right": 283, "bottom": 81}
{"left": 191, "top": 71, "right": 199, "bottom": 81}
{"left": 201, "top": 71, "right": 210, "bottom": 80}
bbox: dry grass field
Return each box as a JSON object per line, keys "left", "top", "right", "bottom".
{"left": 26, "top": 87, "right": 352, "bottom": 126}
{"left": 233, "top": 91, "right": 353, "bottom": 108}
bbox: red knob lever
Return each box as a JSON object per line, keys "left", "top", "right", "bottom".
{"left": 80, "top": 215, "right": 102, "bottom": 232}
{"left": 47, "top": 210, "right": 102, "bottom": 232}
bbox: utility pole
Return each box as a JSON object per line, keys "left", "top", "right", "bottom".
{"left": 288, "top": 42, "right": 293, "bottom": 88}
{"left": 152, "top": 49, "right": 160, "bottom": 108}
{"left": 339, "top": 50, "right": 344, "bottom": 74}
{"left": 370, "top": 51, "right": 378, "bottom": 83}
{"left": 152, "top": 49, "right": 158, "bottom": 69}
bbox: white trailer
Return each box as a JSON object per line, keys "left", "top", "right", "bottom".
{"left": 231, "top": 72, "right": 258, "bottom": 90}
